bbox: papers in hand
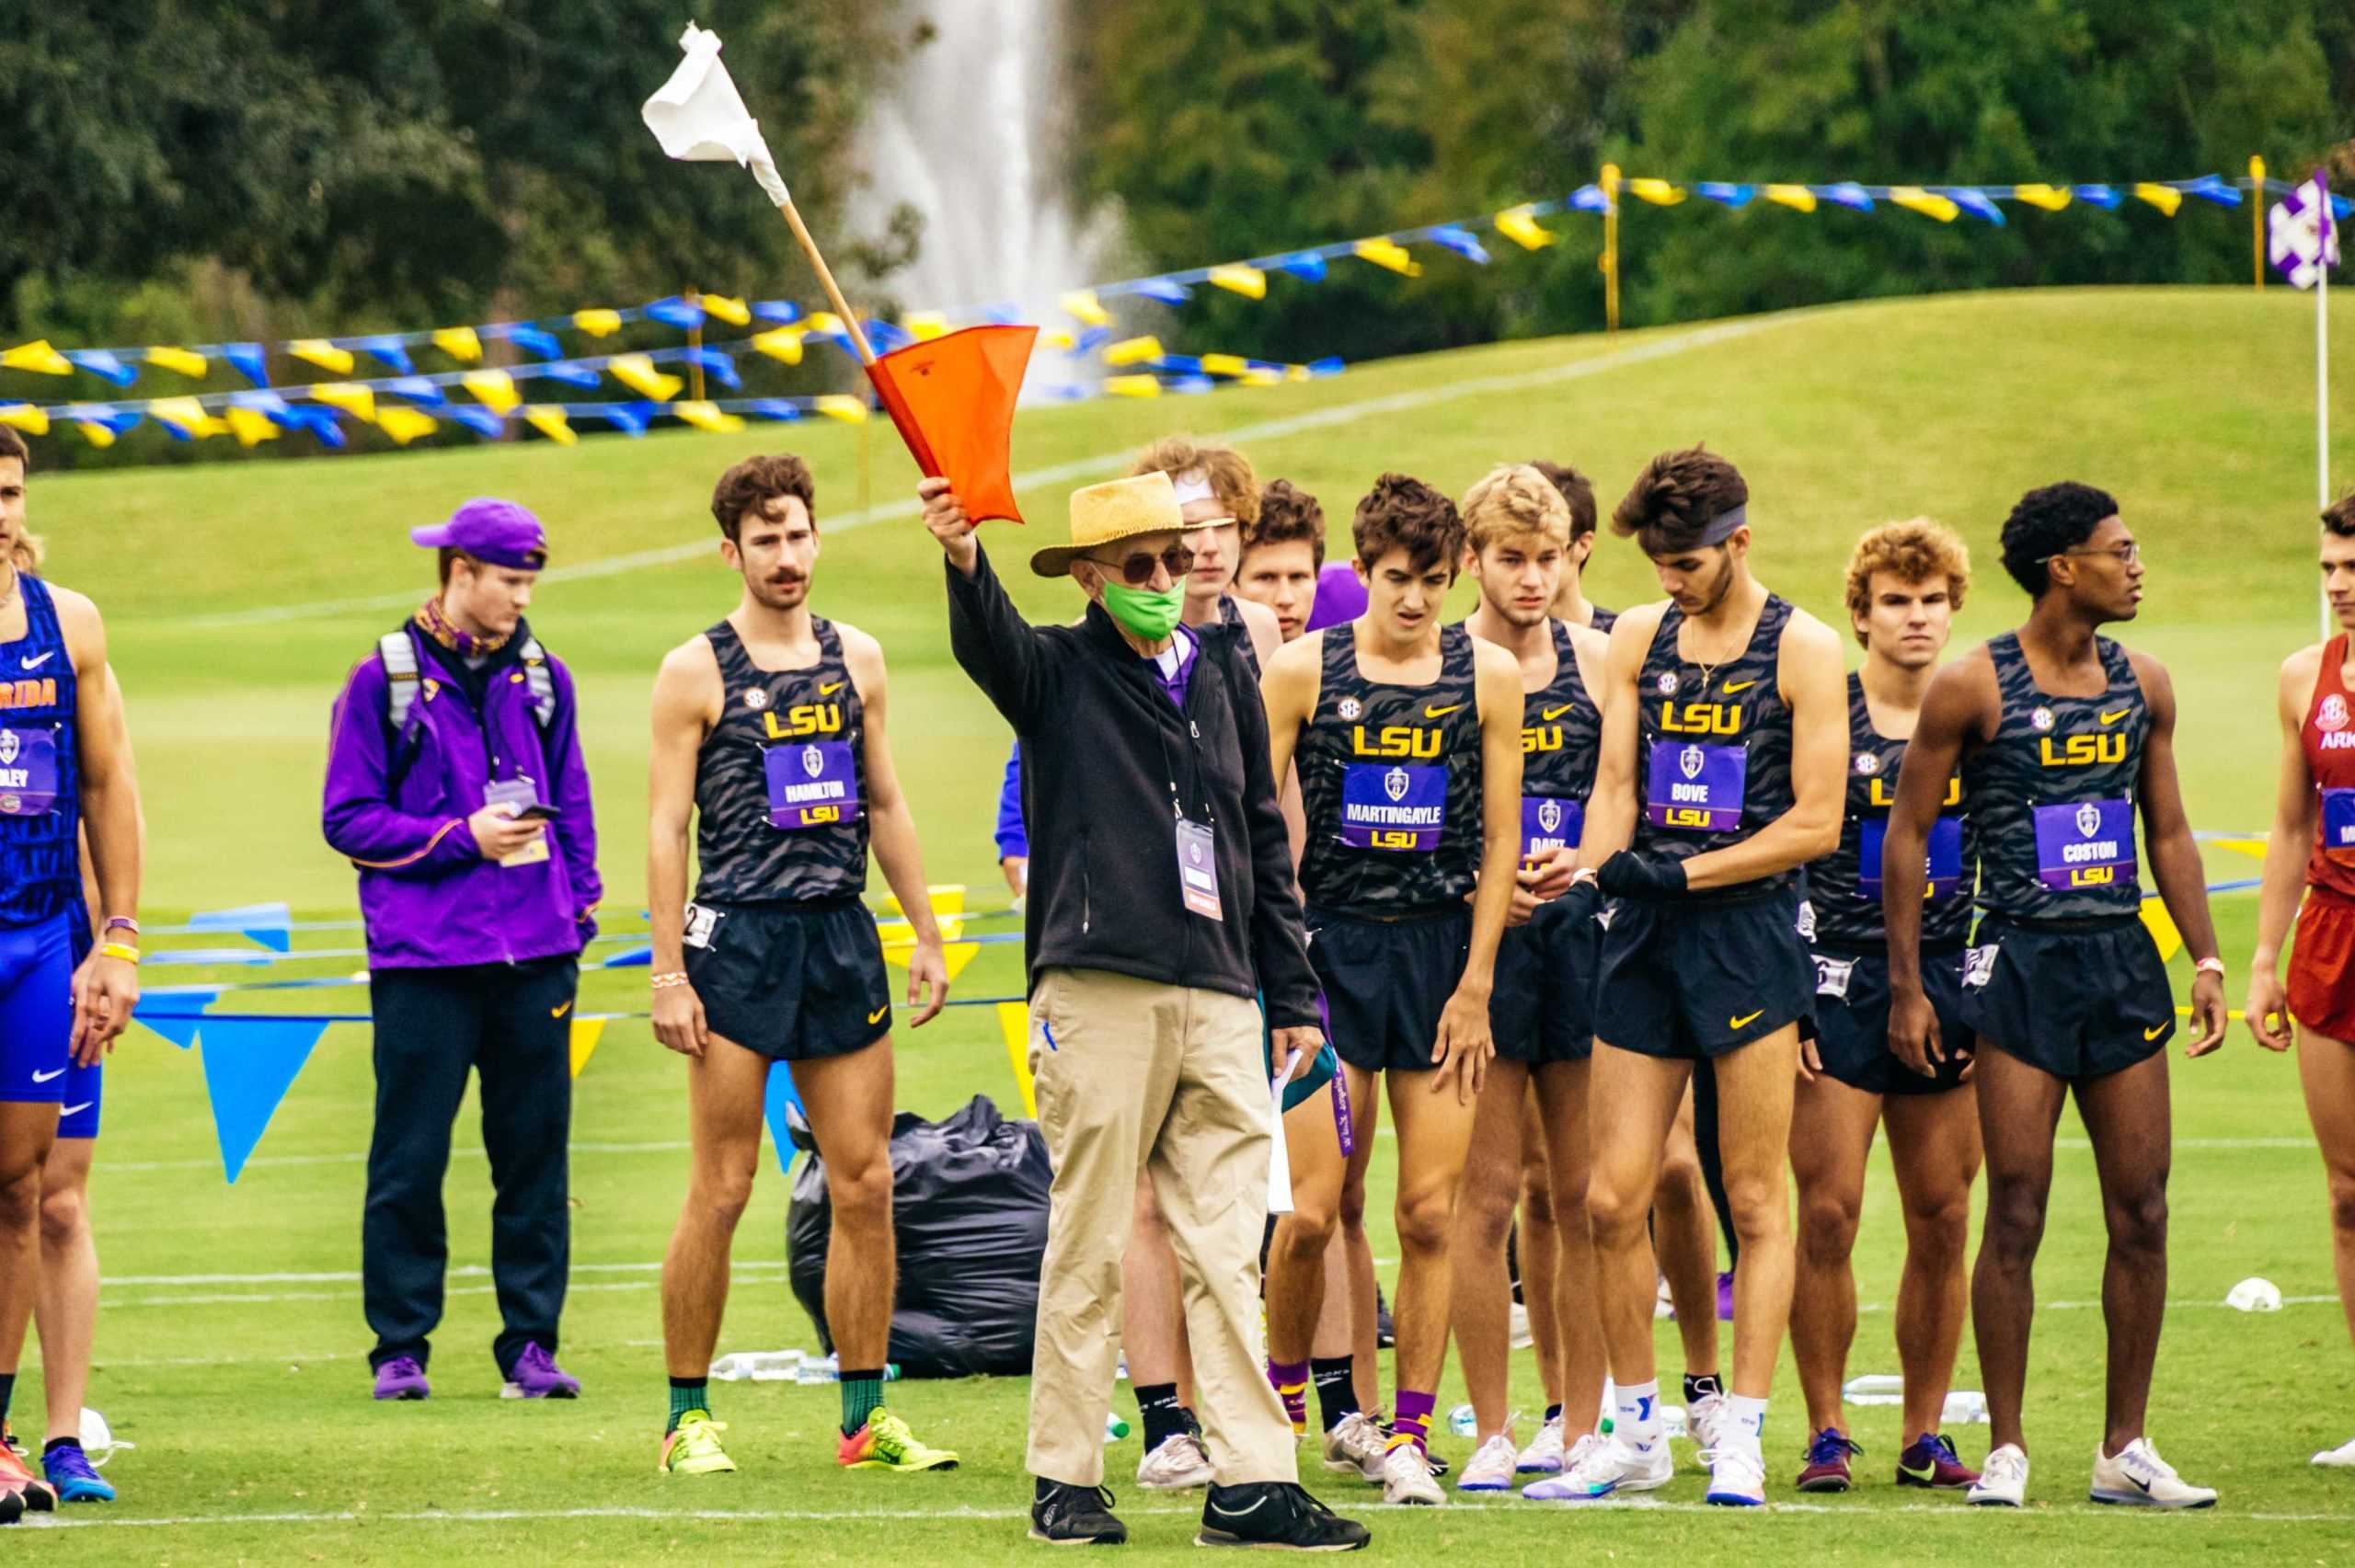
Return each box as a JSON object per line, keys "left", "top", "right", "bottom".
{"left": 641, "top": 22, "right": 792, "bottom": 208}
{"left": 1267, "top": 1050, "right": 1299, "bottom": 1215}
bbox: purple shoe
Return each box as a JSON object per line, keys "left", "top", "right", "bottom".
{"left": 501, "top": 1343, "right": 580, "bottom": 1400}
{"left": 1717, "top": 1270, "right": 1735, "bottom": 1322}
{"left": 373, "top": 1356, "right": 431, "bottom": 1401}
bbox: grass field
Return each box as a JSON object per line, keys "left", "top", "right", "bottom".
{"left": 11, "top": 286, "right": 2355, "bottom": 1560}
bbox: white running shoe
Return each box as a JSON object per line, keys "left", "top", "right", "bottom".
{"left": 1520, "top": 1429, "right": 1673, "bottom": 1501}
{"left": 1457, "top": 1433, "right": 1518, "bottom": 1493}
{"left": 1516, "top": 1413, "right": 1567, "bottom": 1474}
{"left": 1685, "top": 1391, "right": 1727, "bottom": 1468}
{"left": 1968, "top": 1443, "right": 2028, "bottom": 1507}
{"left": 2314, "top": 1436, "right": 2355, "bottom": 1468}
{"left": 2089, "top": 1437, "right": 2217, "bottom": 1509}
{"left": 1321, "top": 1412, "right": 1388, "bottom": 1482}
{"left": 1701, "top": 1443, "right": 1766, "bottom": 1506}
{"left": 1135, "top": 1430, "right": 1213, "bottom": 1491}
{"left": 1383, "top": 1441, "right": 1446, "bottom": 1505}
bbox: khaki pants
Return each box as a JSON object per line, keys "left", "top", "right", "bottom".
{"left": 1025, "top": 967, "right": 1297, "bottom": 1487}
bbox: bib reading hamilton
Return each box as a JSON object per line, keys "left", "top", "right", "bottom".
{"left": 1810, "top": 671, "right": 1970, "bottom": 946}
{"left": 694, "top": 617, "right": 869, "bottom": 904}
{"left": 1962, "top": 631, "right": 2146, "bottom": 921}
{"left": 1514, "top": 619, "right": 1602, "bottom": 862}
{"left": 1634, "top": 595, "right": 1798, "bottom": 890}
{"left": 1297, "top": 624, "right": 1482, "bottom": 915}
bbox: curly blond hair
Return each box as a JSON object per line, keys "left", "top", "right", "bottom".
{"left": 1843, "top": 519, "right": 1970, "bottom": 645}
{"left": 1463, "top": 464, "right": 1570, "bottom": 555}
{"left": 1131, "top": 435, "right": 1259, "bottom": 526}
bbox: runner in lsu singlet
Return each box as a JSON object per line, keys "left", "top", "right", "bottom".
{"left": 1491, "top": 618, "right": 1604, "bottom": 1063}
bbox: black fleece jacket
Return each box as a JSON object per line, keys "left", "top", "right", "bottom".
{"left": 944, "top": 544, "right": 1319, "bottom": 1029}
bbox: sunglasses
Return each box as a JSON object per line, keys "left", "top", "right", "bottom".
{"left": 1089, "top": 543, "right": 1197, "bottom": 585}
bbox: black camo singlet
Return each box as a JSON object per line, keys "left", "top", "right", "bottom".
{"left": 694, "top": 617, "right": 869, "bottom": 904}
{"left": 1511, "top": 619, "right": 1602, "bottom": 861}
{"left": 1632, "top": 596, "right": 1798, "bottom": 891}
{"left": 1809, "top": 671, "right": 1971, "bottom": 947}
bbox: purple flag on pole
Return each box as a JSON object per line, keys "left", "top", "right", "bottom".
{"left": 2269, "top": 171, "right": 2340, "bottom": 290}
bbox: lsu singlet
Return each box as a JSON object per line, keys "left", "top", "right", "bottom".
{"left": 694, "top": 617, "right": 869, "bottom": 904}
{"left": 1516, "top": 619, "right": 1602, "bottom": 861}
{"left": 0, "top": 574, "right": 80, "bottom": 929}
{"left": 1963, "top": 631, "right": 2146, "bottom": 921}
{"left": 1217, "top": 593, "right": 1261, "bottom": 679}
{"left": 1632, "top": 596, "right": 1798, "bottom": 890}
{"left": 2302, "top": 632, "right": 2355, "bottom": 901}
{"left": 1297, "top": 624, "right": 1483, "bottom": 915}
{"left": 1811, "top": 672, "right": 1971, "bottom": 946}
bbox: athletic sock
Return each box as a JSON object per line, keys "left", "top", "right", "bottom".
{"left": 1683, "top": 1372, "right": 1722, "bottom": 1406}
{"left": 0, "top": 1372, "right": 12, "bottom": 1425}
{"left": 1313, "top": 1356, "right": 1360, "bottom": 1432}
{"left": 1266, "top": 1357, "right": 1310, "bottom": 1435}
{"left": 1726, "top": 1393, "right": 1768, "bottom": 1451}
{"left": 42, "top": 1437, "right": 79, "bottom": 1457}
{"left": 1389, "top": 1390, "right": 1436, "bottom": 1456}
{"left": 1614, "top": 1379, "right": 1662, "bottom": 1443}
{"left": 1544, "top": 1402, "right": 1565, "bottom": 1425}
{"left": 667, "top": 1377, "right": 708, "bottom": 1434}
{"left": 1134, "top": 1382, "right": 1187, "bottom": 1452}
{"left": 839, "top": 1370, "right": 886, "bottom": 1437}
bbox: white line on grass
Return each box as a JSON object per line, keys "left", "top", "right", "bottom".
{"left": 172, "top": 315, "right": 1789, "bottom": 629}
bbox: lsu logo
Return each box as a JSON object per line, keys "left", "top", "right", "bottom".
{"left": 1351, "top": 724, "right": 1441, "bottom": 760}
{"left": 763, "top": 703, "right": 843, "bottom": 740}
{"left": 1660, "top": 700, "right": 1740, "bottom": 737}
{"left": 1866, "top": 775, "right": 1962, "bottom": 808}
{"left": 1522, "top": 724, "right": 1564, "bottom": 755}
{"left": 2039, "top": 731, "right": 2127, "bottom": 767}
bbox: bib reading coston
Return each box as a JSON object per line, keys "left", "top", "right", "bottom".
{"left": 2032, "top": 797, "right": 2135, "bottom": 889}
{"left": 694, "top": 617, "right": 871, "bottom": 904}
{"left": 764, "top": 738, "right": 862, "bottom": 830}
{"left": 1630, "top": 596, "right": 1798, "bottom": 890}
{"left": 0, "top": 725, "right": 60, "bottom": 817}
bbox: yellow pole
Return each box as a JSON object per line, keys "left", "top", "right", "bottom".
{"left": 685, "top": 287, "right": 706, "bottom": 401}
{"left": 2251, "top": 155, "right": 2268, "bottom": 291}
{"left": 1601, "top": 163, "right": 1622, "bottom": 337}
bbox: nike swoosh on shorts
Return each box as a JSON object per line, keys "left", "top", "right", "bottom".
{"left": 31, "top": 1068, "right": 65, "bottom": 1083}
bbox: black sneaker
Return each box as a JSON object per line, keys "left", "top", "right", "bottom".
{"left": 1197, "top": 1482, "right": 1370, "bottom": 1551}
{"left": 1029, "top": 1480, "right": 1127, "bottom": 1546}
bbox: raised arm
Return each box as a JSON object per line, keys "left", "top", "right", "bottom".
{"left": 844, "top": 624, "right": 947, "bottom": 1026}
{"left": 2246, "top": 647, "right": 2323, "bottom": 1049}
{"left": 925, "top": 478, "right": 1060, "bottom": 733}
{"left": 2132, "top": 651, "right": 2226, "bottom": 1056}
{"left": 1883, "top": 651, "right": 1990, "bottom": 1074}
{"left": 648, "top": 637, "right": 719, "bottom": 1057}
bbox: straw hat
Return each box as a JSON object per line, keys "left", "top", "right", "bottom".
{"left": 1028, "top": 471, "right": 1186, "bottom": 578}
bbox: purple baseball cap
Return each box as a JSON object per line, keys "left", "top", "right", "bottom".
{"left": 409, "top": 498, "right": 549, "bottom": 569}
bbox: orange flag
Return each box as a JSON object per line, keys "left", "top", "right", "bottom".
{"left": 865, "top": 324, "right": 1037, "bottom": 525}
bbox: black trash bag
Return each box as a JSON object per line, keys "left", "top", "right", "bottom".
{"left": 786, "top": 1093, "right": 1051, "bottom": 1378}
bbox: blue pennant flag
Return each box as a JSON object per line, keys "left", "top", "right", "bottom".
{"left": 75, "top": 406, "right": 143, "bottom": 437}
{"left": 1133, "top": 278, "right": 1192, "bottom": 305}
{"left": 596, "top": 403, "right": 654, "bottom": 436}
{"left": 189, "top": 901, "right": 293, "bottom": 954}
{"left": 231, "top": 391, "right": 293, "bottom": 418}
{"left": 1822, "top": 182, "right": 1875, "bottom": 212}
{"left": 764, "top": 1061, "right": 806, "bottom": 1174}
{"left": 358, "top": 337, "right": 414, "bottom": 373}
{"left": 537, "top": 361, "right": 602, "bottom": 390}
{"left": 1947, "top": 189, "right": 2007, "bottom": 225}
{"left": 1429, "top": 225, "right": 1490, "bottom": 263}
{"left": 743, "top": 399, "right": 802, "bottom": 423}
{"left": 1696, "top": 183, "right": 1756, "bottom": 208}
{"left": 1157, "top": 353, "right": 1204, "bottom": 374}
{"left": 283, "top": 406, "right": 346, "bottom": 448}
{"left": 135, "top": 988, "right": 221, "bottom": 1051}
{"left": 223, "top": 343, "right": 269, "bottom": 386}
{"left": 752, "top": 300, "right": 803, "bottom": 325}
{"left": 1166, "top": 373, "right": 1214, "bottom": 395}
{"left": 645, "top": 297, "right": 706, "bottom": 330}
{"left": 1074, "top": 326, "right": 1112, "bottom": 354}
{"left": 601, "top": 944, "right": 654, "bottom": 967}
{"left": 863, "top": 321, "right": 913, "bottom": 355}
{"left": 683, "top": 348, "right": 742, "bottom": 389}
{"left": 1275, "top": 252, "right": 1329, "bottom": 282}
{"left": 978, "top": 302, "right": 1024, "bottom": 326}
{"left": 505, "top": 326, "right": 563, "bottom": 360}
{"left": 1304, "top": 356, "right": 1346, "bottom": 377}
{"left": 1567, "top": 184, "right": 1612, "bottom": 213}
{"left": 200, "top": 1016, "right": 329, "bottom": 1183}
{"left": 2073, "top": 183, "right": 2122, "bottom": 209}
{"left": 2182, "top": 174, "right": 2241, "bottom": 207}
{"left": 446, "top": 405, "right": 504, "bottom": 439}
{"left": 385, "top": 376, "right": 447, "bottom": 407}
{"left": 63, "top": 349, "right": 138, "bottom": 387}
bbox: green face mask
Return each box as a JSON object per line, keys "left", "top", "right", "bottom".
{"left": 1100, "top": 578, "right": 1186, "bottom": 641}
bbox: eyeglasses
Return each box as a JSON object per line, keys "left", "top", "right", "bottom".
{"left": 1089, "top": 543, "right": 1197, "bottom": 585}
{"left": 2050, "top": 541, "right": 2140, "bottom": 567}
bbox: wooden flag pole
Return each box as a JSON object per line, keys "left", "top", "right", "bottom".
{"left": 775, "top": 197, "right": 879, "bottom": 368}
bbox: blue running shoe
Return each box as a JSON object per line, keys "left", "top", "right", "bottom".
{"left": 42, "top": 1444, "right": 113, "bottom": 1504}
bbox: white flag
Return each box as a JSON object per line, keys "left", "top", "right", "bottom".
{"left": 641, "top": 22, "right": 792, "bottom": 208}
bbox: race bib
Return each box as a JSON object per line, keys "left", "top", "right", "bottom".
{"left": 1813, "top": 955, "right": 1855, "bottom": 1000}
{"left": 1521, "top": 795, "right": 1584, "bottom": 861}
{"left": 0, "top": 725, "right": 60, "bottom": 818}
{"left": 764, "top": 740, "right": 863, "bottom": 830}
{"left": 2031, "top": 797, "right": 2135, "bottom": 891}
{"left": 1339, "top": 762, "right": 1445, "bottom": 852}
{"left": 2324, "top": 787, "right": 2355, "bottom": 854}
{"left": 1176, "top": 818, "right": 1223, "bottom": 921}
{"left": 682, "top": 900, "right": 723, "bottom": 950}
{"left": 1645, "top": 740, "right": 1744, "bottom": 832}
{"left": 1857, "top": 815, "right": 1965, "bottom": 900}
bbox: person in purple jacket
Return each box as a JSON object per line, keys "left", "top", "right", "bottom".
{"left": 322, "top": 498, "right": 601, "bottom": 1404}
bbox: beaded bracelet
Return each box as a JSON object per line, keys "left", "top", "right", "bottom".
{"left": 650, "top": 970, "right": 691, "bottom": 990}
{"left": 98, "top": 942, "right": 141, "bottom": 965}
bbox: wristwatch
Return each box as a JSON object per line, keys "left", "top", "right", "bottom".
{"left": 2193, "top": 956, "right": 2226, "bottom": 979}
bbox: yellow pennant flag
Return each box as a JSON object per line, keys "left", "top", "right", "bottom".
{"left": 2012, "top": 183, "right": 2072, "bottom": 212}
{"left": 700, "top": 294, "right": 752, "bottom": 326}
{"left": 804, "top": 312, "right": 845, "bottom": 339}
{"left": 1890, "top": 187, "right": 1959, "bottom": 223}
{"left": 997, "top": 1001, "right": 1038, "bottom": 1118}
{"left": 224, "top": 406, "right": 280, "bottom": 447}
{"left": 1627, "top": 177, "right": 1686, "bottom": 206}
{"left": 879, "top": 887, "right": 977, "bottom": 982}
{"left": 432, "top": 326, "right": 484, "bottom": 363}
{"left": 1242, "top": 367, "right": 1283, "bottom": 387}
{"left": 1, "top": 340, "right": 73, "bottom": 376}
{"left": 523, "top": 405, "right": 576, "bottom": 446}
{"left": 1200, "top": 353, "right": 1249, "bottom": 377}
{"left": 609, "top": 354, "right": 684, "bottom": 402}
{"left": 1102, "top": 335, "right": 1164, "bottom": 367}
{"left": 462, "top": 369, "right": 521, "bottom": 414}
{"left": 2133, "top": 182, "right": 2184, "bottom": 217}
{"left": 147, "top": 397, "right": 225, "bottom": 440}
{"left": 815, "top": 395, "right": 868, "bottom": 424}
{"left": 751, "top": 326, "right": 805, "bottom": 364}
{"left": 1208, "top": 263, "right": 1268, "bottom": 300}
{"left": 902, "top": 312, "right": 949, "bottom": 342}
{"left": 0, "top": 404, "right": 51, "bottom": 435}
{"left": 1058, "top": 289, "right": 1111, "bottom": 327}
{"left": 571, "top": 309, "right": 624, "bottom": 338}
{"left": 1039, "top": 328, "right": 1075, "bottom": 352}
{"left": 74, "top": 419, "right": 114, "bottom": 449}
{"left": 290, "top": 339, "right": 355, "bottom": 374}
{"left": 569, "top": 1017, "right": 607, "bottom": 1078}
{"left": 1494, "top": 205, "right": 1557, "bottom": 249}
{"left": 1352, "top": 237, "right": 1421, "bottom": 275}
{"left": 145, "top": 345, "right": 209, "bottom": 378}
{"left": 309, "top": 383, "right": 378, "bottom": 423}
{"left": 2140, "top": 898, "right": 2185, "bottom": 965}
{"left": 375, "top": 406, "right": 440, "bottom": 446}
{"left": 1105, "top": 373, "right": 1161, "bottom": 398}
{"left": 1765, "top": 184, "right": 1819, "bottom": 212}
{"left": 672, "top": 400, "right": 745, "bottom": 433}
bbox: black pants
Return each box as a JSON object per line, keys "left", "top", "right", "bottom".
{"left": 363, "top": 956, "right": 577, "bottom": 1376}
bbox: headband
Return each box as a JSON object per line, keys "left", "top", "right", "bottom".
{"left": 1169, "top": 468, "right": 1215, "bottom": 507}
{"left": 1695, "top": 503, "right": 1749, "bottom": 546}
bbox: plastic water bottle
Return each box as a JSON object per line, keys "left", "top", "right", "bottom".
{"left": 1941, "top": 1390, "right": 1988, "bottom": 1425}
{"left": 1843, "top": 1374, "right": 1904, "bottom": 1406}
{"left": 710, "top": 1350, "right": 803, "bottom": 1382}
{"left": 1446, "top": 1403, "right": 1478, "bottom": 1437}
{"left": 1104, "top": 1413, "right": 1132, "bottom": 1444}
{"left": 795, "top": 1354, "right": 840, "bottom": 1384}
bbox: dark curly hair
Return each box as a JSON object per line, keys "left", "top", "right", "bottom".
{"left": 1610, "top": 445, "right": 1748, "bottom": 555}
{"left": 711, "top": 452, "right": 817, "bottom": 543}
{"left": 1352, "top": 473, "right": 1463, "bottom": 574}
{"left": 2325, "top": 489, "right": 2355, "bottom": 538}
{"left": 1530, "top": 460, "right": 1598, "bottom": 542}
{"left": 1247, "top": 478, "right": 1326, "bottom": 567}
{"left": 1999, "top": 482, "right": 2119, "bottom": 595}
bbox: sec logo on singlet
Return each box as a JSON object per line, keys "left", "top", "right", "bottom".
{"left": 1656, "top": 672, "right": 1679, "bottom": 696}
{"left": 2321, "top": 693, "right": 2349, "bottom": 733}
{"left": 1854, "top": 751, "right": 1879, "bottom": 775}
{"left": 742, "top": 688, "right": 770, "bottom": 710}
{"left": 1338, "top": 697, "right": 1362, "bottom": 721}
{"left": 2029, "top": 705, "right": 2056, "bottom": 732}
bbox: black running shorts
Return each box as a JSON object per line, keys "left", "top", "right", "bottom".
{"left": 1959, "top": 914, "right": 2176, "bottom": 1081}
{"left": 1809, "top": 944, "right": 1973, "bottom": 1096}
{"left": 1491, "top": 895, "right": 1600, "bottom": 1065}
{"left": 1307, "top": 906, "right": 1471, "bottom": 1074}
{"left": 1593, "top": 885, "right": 1815, "bottom": 1061}
{"left": 682, "top": 896, "right": 892, "bottom": 1062}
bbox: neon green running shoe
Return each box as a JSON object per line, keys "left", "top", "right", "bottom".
{"left": 837, "top": 1406, "right": 959, "bottom": 1472}
{"left": 658, "top": 1412, "right": 738, "bottom": 1476}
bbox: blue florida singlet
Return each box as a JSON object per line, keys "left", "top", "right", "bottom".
{"left": 0, "top": 574, "right": 81, "bottom": 929}
{"left": 1632, "top": 596, "right": 1798, "bottom": 893}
